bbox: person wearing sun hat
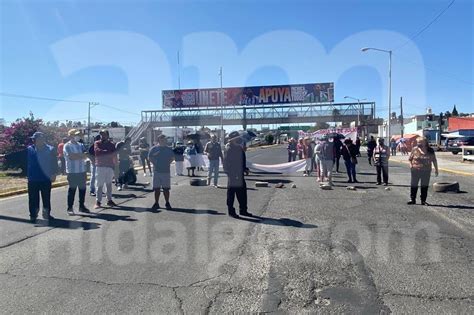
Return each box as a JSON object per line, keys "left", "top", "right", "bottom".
{"left": 223, "top": 131, "right": 252, "bottom": 218}
{"left": 26, "top": 131, "right": 58, "bottom": 222}
{"left": 63, "top": 129, "right": 89, "bottom": 215}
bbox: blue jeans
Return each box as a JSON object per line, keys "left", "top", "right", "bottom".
{"left": 90, "top": 164, "right": 97, "bottom": 193}
{"left": 344, "top": 160, "right": 357, "bottom": 182}
{"left": 208, "top": 159, "right": 220, "bottom": 185}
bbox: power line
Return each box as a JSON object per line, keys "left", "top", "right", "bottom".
{"left": 0, "top": 92, "right": 88, "bottom": 103}
{"left": 393, "top": 0, "right": 456, "bottom": 51}
{"left": 98, "top": 103, "right": 141, "bottom": 116}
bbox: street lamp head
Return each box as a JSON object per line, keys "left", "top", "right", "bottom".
{"left": 361, "top": 47, "right": 370, "bottom": 52}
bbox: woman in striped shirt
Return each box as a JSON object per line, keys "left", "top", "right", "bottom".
{"left": 408, "top": 137, "right": 439, "bottom": 205}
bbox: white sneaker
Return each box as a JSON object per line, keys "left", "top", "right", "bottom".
{"left": 117, "top": 186, "right": 122, "bottom": 191}
{"left": 144, "top": 173, "right": 147, "bottom": 177}
{"left": 303, "top": 174, "right": 308, "bottom": 177}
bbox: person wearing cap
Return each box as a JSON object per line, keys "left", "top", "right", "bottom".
{"left": 287, "top": 138, "right": 297, "bottom": 162}
{"left": 223, "top": 131, "right": 251, "bottom": 218}
{"left": 138, "top": 137, "right": 152, "bottom": 176}
{"left": 333, "top": 136, "right": 343, "bottom": 173}
{"left": 115, "top": 137, "right": 132, "bottom": 191}
{"left": 94, "top": 130, "right": 117, "bottom": 209}
{"left": 373, "top": 137, "right": 390, "bottom": 186}
{"left": 149, "top": 134, "right": 175, "bottom": 210}
{"left": 63, "top": 129, "right": 89, "bottom": 215}
{"left": 173, "top": 141, "right": 185, "bottom": 176}
{"left": 319, "top": 136, "right": 335, "bottom": 185}
{"left": 341, "top": 138, "right": 359, "bottom": 183}
{"left": 205, "top": 134, "right": 224, "bottom": 187}
{"left": 26, "top": 132, "right": 58, "bottom": 222}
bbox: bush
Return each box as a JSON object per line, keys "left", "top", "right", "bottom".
{"left": 0, "top": 114, "right": 66, "bottom": 155}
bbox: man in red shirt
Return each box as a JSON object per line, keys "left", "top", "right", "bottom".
{"left": 57, "top": 138, "right": 68, "bottom": 175}
{"left": 94, "top": 130, "right": 117, "bottom": 209}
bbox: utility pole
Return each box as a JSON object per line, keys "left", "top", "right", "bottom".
{"left": 88, "top": 102, "right": 99, "bottom": 144}
{"left": 400, "top": 97, "right": 404, "bottom": 138}
{"left": 177, "top": 51, "right": 181, "bottom": 90}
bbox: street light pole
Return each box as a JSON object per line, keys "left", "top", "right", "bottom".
{"left": 361, "top": 47, "right": 393, "bottom": 142}
{"left": 388, "top": 50, "right": 392, "bottom": 143}
{"left": 344, "top": 96, "right": 366, "bottom": 136}
{"left": 219, "top": 67, "right": 224, "bottom": 146}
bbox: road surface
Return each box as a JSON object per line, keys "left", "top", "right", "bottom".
{"left": 0, "top": 145, "right": 473, "bottom": 313}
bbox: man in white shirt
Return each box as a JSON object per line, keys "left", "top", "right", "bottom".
{"left": 63, "top": 129, "right": 90, "bottom": 215}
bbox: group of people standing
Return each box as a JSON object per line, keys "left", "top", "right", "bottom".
{"left": 22, "top": 127, "right": 440, "bottom": 223}
{"left": 24, "top": 128, "right": 252, "bottom": 222}
{"left": 288, "top": 134, "right": 439, "bottom": 205}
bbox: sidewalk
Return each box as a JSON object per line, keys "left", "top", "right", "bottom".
{"left": 390, "top": 152, "right": 474, "bottom": 176}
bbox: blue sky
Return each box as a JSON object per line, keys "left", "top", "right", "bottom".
{"left": 0, "top": 0, "right": 473, "bottom": 127}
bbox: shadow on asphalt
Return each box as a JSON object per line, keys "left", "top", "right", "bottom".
{"left": 112, "top": 205, "right": 155, "bottom": 213}
{"left": 112, "top": 193, "right": 139, "bottom": 199}
{"left": 165, "top": 207, "right": 225, "bottom": 215}
{"left": 78, "top": 213, "right": 137, "bottom": 222}
{"left": 246, "top": 178, "right": 294, "bottom": 184}
{"left": 0, "top": 215, "right": 101, "bottom": 230}
{"left": 237, "top": 215, "right": 317, "bottom": 228}
{"left": 428, "top": 204, "right": 474, "bottom": 210}
{"left": 121, "top": 187, "right": 154, "bottom": 193}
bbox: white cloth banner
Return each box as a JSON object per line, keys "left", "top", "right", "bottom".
{"left": 183, "top": 154, "right": 306, "bottom": 174}
{"left": 248, "top": 160, "right": 306, "bottom": 174}
{"left": 298, "top": 127, "right": 358, "bottom": 141}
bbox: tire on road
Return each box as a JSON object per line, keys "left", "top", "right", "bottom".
{"left": 433, "top": 182, "right": 460, "bottom": 193}
{"left": 190, "top": 178, "right": 207, "bottom": 186}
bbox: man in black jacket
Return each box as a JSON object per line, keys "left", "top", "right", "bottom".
{"left": 224, "top": 131, "right": 251, "bottom": 218}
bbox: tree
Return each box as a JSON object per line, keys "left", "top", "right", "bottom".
{"left": 332, "top": 108, "right": 341, "bottom": 117}
{"left": 0, "top": 114, "right": 66, "bottom": 155}
{"left": 452, "top": 105, "right": 459, "bottom": 116}
{"left": 444, "top": 111, "right": 451, "bottom": 118}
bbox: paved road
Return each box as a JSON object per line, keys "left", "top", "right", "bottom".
{"left": 0, "top": 146, "right": 473, "bottom": 313}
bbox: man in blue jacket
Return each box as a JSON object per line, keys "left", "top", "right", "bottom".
{"left": 27, "top": 132, "right": 58, "bottom": 222}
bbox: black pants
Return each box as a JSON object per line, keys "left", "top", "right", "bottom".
{"left": 59, "top": 157, "right": 66, "bottom": 174}
{"left": 28, "top": 181, "right": 52, "bottom": 218}
{"left": 288, "top": 152, "right": 296, "bottom": 162}
{"left": 227, "top": 180, "right": 247, "bottom": 214}
{"left": 376, "top": 164, "right": 389, "bottom": 184}
{"left": 67, "top": 172, "right": 87, "bottom": 208}
{"left": 118, "top": 160, "right": 131, "bottom": 185}
{"left": 410, "top": 169, "right": 431, "bottom": 202}
{"left": 367, "top": 152, "right": 373, "bottom": 165}
{"left": 334, "top": 154, "right": 341, "bottom": 172}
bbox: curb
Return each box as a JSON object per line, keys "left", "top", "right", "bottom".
{"left": 247, "top": 144, "right": 279, "bottom": 151}
{"left": 0, "top": 180, "right": 70, "bottom": 199}
{"left": 390, "top": 159, "right": 473, "bottom": 177}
